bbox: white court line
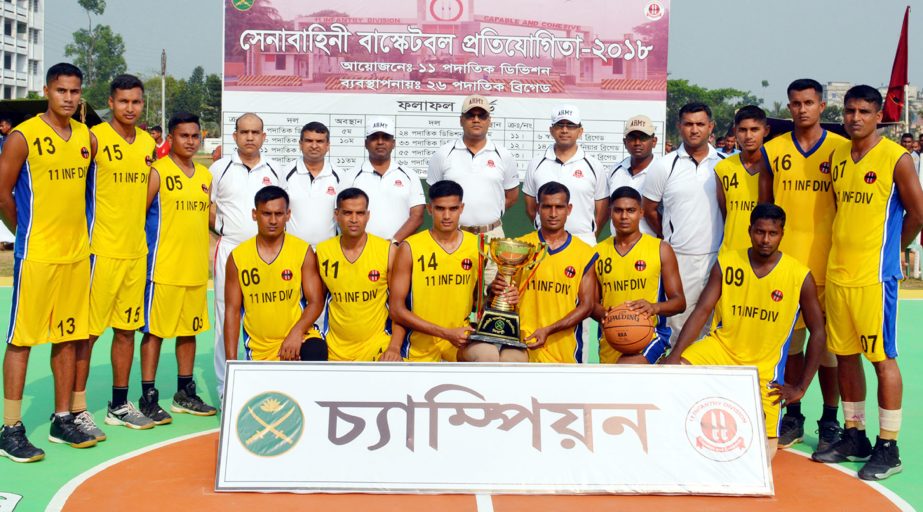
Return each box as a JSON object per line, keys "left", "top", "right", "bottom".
{"left": 475, "top": 493, "right": 494, "bottom": 512}
{"left": 786, "top": 449, "right": 914, "bottom": 511}
{"left": 46, "top": 429, "right": 219, "bottom": 512}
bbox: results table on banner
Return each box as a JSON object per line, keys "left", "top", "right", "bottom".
{"left": 224, "top": 109, "right": 652, "bottom": 179}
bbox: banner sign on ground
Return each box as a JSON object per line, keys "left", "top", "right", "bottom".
{"left": 216, "top": 362, "right": 772, "bottom": 495}
{"left": 223, "top": 0, "right": 670, "bottom": 174}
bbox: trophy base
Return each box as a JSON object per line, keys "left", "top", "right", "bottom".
{"left": 469, "top": 309, "right": 527, "bottom": 349}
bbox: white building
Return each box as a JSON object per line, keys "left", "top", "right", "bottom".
{"left": 823, "top": 81, "right": 852, "bottom": 106}
{"left": 1, "top": 0, "right": 43, "bottom": 99}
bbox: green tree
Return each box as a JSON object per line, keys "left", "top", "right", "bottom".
{"left": 64, "top": 0, "right": 126, "bottom": 108}
{"left": 666, "top": 79, "right": 761, "bottom": 142}
{"left": 821, "top": 105, "right": 844, "bottom": 123}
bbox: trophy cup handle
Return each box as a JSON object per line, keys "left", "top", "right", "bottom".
{"left": 517, "top": 242, "right": 547, "bottom": 295}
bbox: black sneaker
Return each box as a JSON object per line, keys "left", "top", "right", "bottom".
{"left": 171, "top": 381, "right": 217, "bottom": 416}
{"left": 48, "top": 414, "right": 97, "bottom": 448}
{"left": 815, "top": 419, "right": 843, "bottom": 454}
{"left": 778, "top": 413, "right": 805, "bottom": 448}
{"left": 812, "top": 427, "right": 872, "bottom": 463}
{"left": 139, "top": 387, "right": 173, "bottom": 425}
{"left": 859, "top": 437, "right": 902, "bottom": 481}
{"left": 0, "top": 422, "right": 45, "bottom": 463}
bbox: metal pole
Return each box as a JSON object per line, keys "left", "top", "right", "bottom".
{"left": 905, "top": 83, "right": 910, "bottom": 133}
{"left": 161, "top": 49, "right": 166, "bottom": 131}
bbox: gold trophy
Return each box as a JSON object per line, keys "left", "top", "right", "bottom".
{"left": 470, "top": 237, "right": 546, "bottom": 348}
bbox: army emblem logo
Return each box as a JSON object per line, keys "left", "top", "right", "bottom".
{"left": 236, "top": 392, "right": 304, "bottom": 457}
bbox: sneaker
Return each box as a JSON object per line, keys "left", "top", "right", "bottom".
{"left": 171, "top": 381, "right": 217, "bottom": 416}
{"left": 0, "top": 422, "right": 45, "bottom": 463}
{"left": 48, "top": 414, "right": 97, "bottom": 448}
{"left": 812, "top": 427, "right": 872, "bottom": 463}
{"left": 778, "top": 414, "right": 805, "bottom": 448}
{"left": 73, "top": 410, "right": 107, "bottom": 442}
{"left": 859, "top": 437, "right": 903, "bottom": 481}
{"left": 139, "top": 388, "right": 173, "bottom": 426}
{"left": 815, "top": 419, "right": 843, "bottom": 454}
{"left": 105, "top": 401, "right": 155, "bottom": 430}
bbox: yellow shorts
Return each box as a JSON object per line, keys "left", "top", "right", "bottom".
{"left": 7, "top": 258, "right": 90, "bottom": 347}
{"left": 682, "top": 335, "right": 781, "bottom": 437}
{"left": 89, "top": 255, "right": 146, "bottom": 335}
{"left": 826, "top": 280, "right": 898, "bottom": 363}
{"left": 793, "top": 284, "right": 824, "bottom": 331}
{"left": 327, "top": 331, "right": 390, "bottom": 362}
{"left": 245, "top": 326, "right": 325, "bottom": 361}
{"left": 142, "top": 281, "right": 209, "bottom": 339}
{"left": 402, "top": 332, "right": 457, "bottom": 362}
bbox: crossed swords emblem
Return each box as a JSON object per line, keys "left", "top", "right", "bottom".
{"left": 245, "top": 400, "right": 297, "bottom": 446}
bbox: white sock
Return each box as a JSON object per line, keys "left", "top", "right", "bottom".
{"left": 843, "top": 401, "right": 866, "bottom": 429}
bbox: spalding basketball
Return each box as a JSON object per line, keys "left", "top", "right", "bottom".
{"left": 603, "top": 304, "right": 654, "bottom": 354}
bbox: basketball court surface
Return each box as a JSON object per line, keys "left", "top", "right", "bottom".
{"left": 2, "top": 289, "right": 922, "bottom": 511}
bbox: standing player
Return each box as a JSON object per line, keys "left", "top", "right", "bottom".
{"left": 716, "top": 106, "right": 768, "bottom": 253}
{"left": 523, "top": 105, "right": 608, "bottom": 246}
{"left": 593, "top": 186, "right": 685, "bottom": 364}
{"left": 664, "top": 204, "right": 826, "bottom": 459}
{"left": 812, "top": 86, "right": 923, "bottom": 481}
{"left": 209, "top": 113, "right": 283, "bottom": 398}
{"left": 608, "top": 115, "right": 658, "bottom": 236}
{"left": 761, "top": 79, "right": 847, "bottom": 452}
{"left": 317, "top": 188, "right": 396, "bottom": 361}
{"left": 140, "top": 113, "right": 216, "bottom": 424}
{"left": 388, "top": 180, "right": 479, "bottom": 362}
{"left": 223, "top": 186, "right": 327, "bottom": 362}
{"left": 642, "top": 103, "right": 725, "bottom": 343}
{"left": 287, "top": 122, "right": 342, "bottom": 246}
{"left": 427, "top": 95, "right": 519, "bottom": 248}
{"left": 0, "top": 63, "right": 97, "bottom": 463}
{"left": 349, "top": 117, "right": 424, "bottom": 242}
{"left": 150, "top": 126, "right": 170, "bottom": 160}
{"left": 73, "top": 75, "right": 157, "bottom": 438}
{"left": 516, "top": 181, "right": 598, "bottom": 364}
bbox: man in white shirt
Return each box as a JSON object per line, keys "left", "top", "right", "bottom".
{"left": 209, "top": 113, "right": 284, "bottom": 397}
{"left": 348, "top": 117, "right": 424, "bottom": 242}
{"left": 427, "top": 95, "right": 519, "bottom": 240}
{"left": 900, "top": 133, "right": 920, "bottom": 174}
{"left": 523, "top": 105, "right": 607, "bottom": 247}
{"left": 608, "top": 115, "right": 658, "bottom": 236}
{"left": 642, "top": 102, "right": 725, "bottom": 343}
{"left": 286, "top": 122, "right": 342, "bottom": 246}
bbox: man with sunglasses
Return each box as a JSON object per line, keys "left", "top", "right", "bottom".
{"left": 524, "top": 105, "right": 607, "bottom": 247}
{"left": 427, "top": 95, "right": 519, "bottom": 281}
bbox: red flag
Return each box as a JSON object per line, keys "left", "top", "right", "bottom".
{"left": 883, "top": 6, "right": 910, "bottom": 123}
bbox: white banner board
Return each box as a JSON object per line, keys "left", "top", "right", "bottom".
{"left": 216, "top": 362, "right": 772, "bottom": 495}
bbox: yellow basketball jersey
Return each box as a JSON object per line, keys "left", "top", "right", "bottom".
{"left": 401, "top": 230, "right": 479, "bottom": 360}
{"left": 594, "top": 234, "right": 670, "bottom": 362}
{"left": 231, "top": 235, "right": 310, "bottom": 361}
{"left": 764, "top": 130, "right": 846, "bottom": 283}
{"left": 145, "top": 157, "right": 212, "bottom": 286}
{"left": 715, "top": 153, "right": 761, "bottom": 253}
{"left": 89, "top": 123, "right": 156, "bottom": 259}
{"left": 12, "top": 116, "right": 91, "bottom": 263}
{"left": 712, "top": 249, "right": 808, "bottom": 379}
{"left": 315, "top": 234, "right": 391, "bottom": 361}
{"left": 828, "top": 138, "right": 907, "bottom": 286}
{"left": 518, "top": 231, "right": 598, "bottom": 364}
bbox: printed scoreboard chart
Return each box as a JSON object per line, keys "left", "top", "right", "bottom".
{"left": 223, "top": 0, "right": 670, "bottom": 176}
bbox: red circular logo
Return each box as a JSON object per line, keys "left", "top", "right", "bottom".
{"left": 262, "top": 176, "right": 271, "bottom": 186}
{"left": 685, "top": 397, "right": 754, "bottom": 462}
{"left": 573, "top": 169, "right": 584, "bottom": 178}
{"left": 145, "top": 155, "right": 153, "bottom": 166}
{"left": 819, "top": 161, "right": 830, "bottom": 174}
{"left": 487, "top": 160, "right": 496, "bottom": 168}
{"left": 201, "top": 184, "right": 209, "bottom": 194}
{"left": 771, "top": 289, "right": 783, "bottom": 302}
{"left": 699, "top": 408, "right": 739, "bottom": 444}
{"left": 81, "top": 147, "right": 89, "bottom": 159}
{"left": 564, "top": 266, "right": 576, "bottom": 278}
{"left": 368, "top": 269, "right": 381, "bottom": 282}
{"left": 281, "top": 269, "right": 293, "bottom": 281}
{"left": 394, "top": 180, "right": 404, "bottom": 188}
{"left": 461, "top": 258, "right": 472, "bottom": 270}
{"left": 634, "top": 260, "right": 647, "bottom": 271}
{"left": 429, "top": 0, "right": 463, "bottom": 21}
{"left": 864, "top": 171, "right": 877, "bottom": 184}
{"left": 326, "top": 186, "right": 336, "bottom": 195}
{"left": 645, "top": 0, "right": 664, "bottom": 20}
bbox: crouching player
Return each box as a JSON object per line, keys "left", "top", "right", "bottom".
{"left": 663, "top": 203, "right": 826, "bottom": 459}
{"left": 224, "top": 186, "right": 328, "bottom": 364}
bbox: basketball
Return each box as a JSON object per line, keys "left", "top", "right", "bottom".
{"left": 603, "top": 304, "right": 654, "bottom": 354}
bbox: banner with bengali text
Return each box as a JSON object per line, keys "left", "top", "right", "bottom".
{"left": 216, "top": 362, "right": 772, "bottom": 495}
{"left": 223, "top": 0, "right": 669, "bottom": 175}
